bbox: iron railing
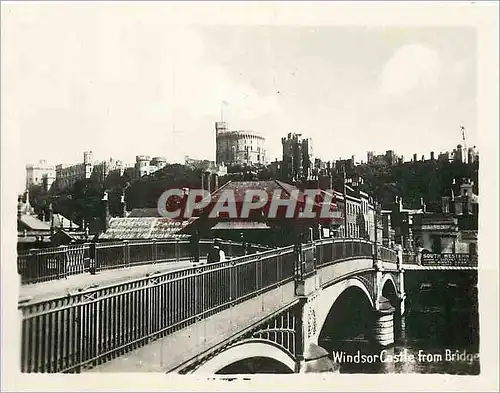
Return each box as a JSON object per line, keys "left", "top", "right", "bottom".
{"left": 17, "top": 244, "right": 90, "bottom": 284}
{"left": 379, "top": 245, "right": 398, "bottom": 263}
{"left": 314, "top": 238, "right": 374, "bottom": 268}
{"left": 18, "top": 238, "right": 397, "bottom": 373}
{"left": 17, "top": 239, "right": 271, "bottom": 285}
{"left": 19, "top": 246, "right": 296, "bottom": 373}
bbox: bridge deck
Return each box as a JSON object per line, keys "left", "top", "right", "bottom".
{"left": 19, "top": 259, "right": 207, "bottom": 303}
{"left": 87, "top": 281, "right": 297, "bottom": 373}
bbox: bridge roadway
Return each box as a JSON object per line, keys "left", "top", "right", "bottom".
{"left": 88, "top": 257, "right": 398, "bottom": 373}
{"left": 20, "top": 259, "right": 205, "bottom": 303}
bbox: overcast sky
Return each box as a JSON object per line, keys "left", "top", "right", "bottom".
{"left": 2, "top": 4, "right": 477, "bottom": 192}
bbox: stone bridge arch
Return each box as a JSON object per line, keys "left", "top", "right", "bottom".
{"left": 190, "top": 339, "right": 296, "bottom": 374}
{"left": 305, "top": 277, "right": 375, "bottom": 346}
{"left": 378, "top": 273, "right": 399, "bottom": 301}
{"left": 377, "top": 272, "right": 403, "bottom": 315}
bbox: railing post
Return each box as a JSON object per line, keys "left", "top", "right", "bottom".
{"left": 83, "top": 243, "right": 90, "bottom": 273}
{"left": 123, "top": 240, "right": 130, "bottom": 267}
{"left": 175, "top": 238, "right": 180, "bottom": 262}
{"left": 256, "top": 255, "right": 262, "bottom": 290}
{"left": 28, "top": 249, "right": 36, "bottom": 284}
{"left": 316, "top": 240, "right": 322, "bottom": 267}
{"left": 60, "top": 245, "right": 68, "bottom": 279}
{"left": 229, "top": 260, "right": 235, "bottom": 304}
{"left": 152, "top": 240, "right": 158, "bottom": 263}
{"left": 277, "top": 250, "right": 282, "bottom": 282}
{"left": 90, "top": 242, "right": 97, "bottom": 274}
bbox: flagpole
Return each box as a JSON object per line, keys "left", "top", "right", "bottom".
{"left": 221, "top": 101, "right": 224, "bottom": 123}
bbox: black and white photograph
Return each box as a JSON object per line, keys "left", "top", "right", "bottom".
{"left": 1, "top": 1, "right": 498, "bottom": 391}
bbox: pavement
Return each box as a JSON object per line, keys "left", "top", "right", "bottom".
{"left": 19, "top": 258, "right": 208, "bottom": 303}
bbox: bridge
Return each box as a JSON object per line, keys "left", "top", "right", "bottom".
{"left": 17, "top": 238, "right": 477, "bottom": 374}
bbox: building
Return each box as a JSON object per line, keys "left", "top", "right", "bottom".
{"left": 93, "top": 158, "right": 125, "bottom": 183}
{"left": 185, "top": 156, "right": 227, "bottom": 176}
{"left": 55, "top": 151, "right": 94, "bottom": 190}
{"left": 441, "top": 178, "right": 479, "bottom": 216}
{"left": 412, "top": 178, "right": 478, "bottom": 258}
{"left": 215, "top": 122, "right": 266, "bottom": 167}
{"left": 381, "top": 210, "right": 395, "bottom": 248}
{"left": 26, "top": 160, "right": 56, "bottom": 191}
{"left": 17, "top": 190, "right": 51, "bottom": 251}
{"left": 438, "top": 151, "right": 451, "bottom": 162}
{"left": 365, "top": 150, "right": 400, "bottom": 166}
{"left": 385, "top": 150, "right": 397, "bottom": 165}
{"left": 467, "top": 146, "right": 479, "bottom": 164}
{"left": 452, "top": 144, "right": 467, "bottom": 163}
{"left": 386, "top": 196, "right": 426, "bottom": 251}
{"left": 135, "top": 155, "right": 151, "bottom": 177}
{"left": 133, "top": 155, "right": 168, "bottom": 178}
{"left": 282, "top": 133, "right": 314, "bottom": 181}
{"left": 55, "top": 150, "right": 167, "bottom": 188}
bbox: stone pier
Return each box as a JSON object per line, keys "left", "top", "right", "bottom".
{"left": 372, "top": 296, "right": 396, "bottom": 347}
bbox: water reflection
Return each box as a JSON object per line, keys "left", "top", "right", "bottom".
{"left": 322, "top": 308, "right": 480, "bottom": 374}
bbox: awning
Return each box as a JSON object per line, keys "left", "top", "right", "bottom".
{"left": 211, "top": 221, "right": 272, "bottom": 230}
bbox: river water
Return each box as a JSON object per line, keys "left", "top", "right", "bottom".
{"left": 328, "top": 307, "right": 480, "bottom": 375}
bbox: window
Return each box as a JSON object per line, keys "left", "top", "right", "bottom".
{"left": 431, "top": 236, "right": 441, "bottom": 253}
{"left": 469, "top": 243, "right": 477, "bottom": 256}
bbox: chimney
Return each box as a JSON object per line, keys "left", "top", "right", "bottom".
{"left": 413, "top": 153, "right": 417, "bottom": 162}
{"left": 430, "top": 151, "right": 435, "bottom": 161}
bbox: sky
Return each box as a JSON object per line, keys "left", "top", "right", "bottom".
{"left": 2, "top": 4, "right": 478, "bottom": 192}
